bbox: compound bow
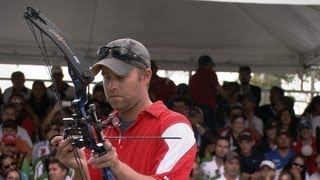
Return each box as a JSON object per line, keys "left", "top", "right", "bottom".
{"left": 24, "top": 6, "right": 114, "bottom": 180}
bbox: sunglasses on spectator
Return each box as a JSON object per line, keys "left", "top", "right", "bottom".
{"left": 97, "top": 46, "right": 147, "bottom": 68}
{"left": 293, "top": 162, "right": 304, "bottom": 168}
{"left": 4, "top": 162, "right": 15, "bottom": 170}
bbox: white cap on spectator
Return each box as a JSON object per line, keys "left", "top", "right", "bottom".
{"left": 259, "top": 160, "right": 276, "bottom": 170}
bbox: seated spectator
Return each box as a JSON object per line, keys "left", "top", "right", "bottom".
{"left": 240, "top": 93, "right": 264, "bottom": 136}
{"left": 32, "top": 121, "right": 63, "bottom": 163}
{"left": 278, "top": 170, "right": 295, "bottom": 180}
{"left": 3, "top": 168, "right": 21, "bottom": 180}
{"left": 259, "top": 160, "right": 276, "bottom": 180}
{"left": 237, "top": 130, "right": 264, "bottom": 179}
{"left": 0, "top": 131, "right": 31, "bottom": 178}
{"left": 48, "top": 159, "right": 71, "bottom": 180}
{"left": 220, "top": 115, "right": 260, "bottom": 151}
{"left": 0, "top": 154, "right": 27, "bottom": 180}
{"left": 189, "top": 160, "right": 200, "bottom": 180}
{"left": 282, "top": 154, "right": 310, "bottom": 180}
{"left": 265, "top": 130, "right": 295, "bottom": 172}
{"left": 216, "top": 151, "right": 241, "bottom": 180}
{"left": 0, "top": 103, "right": 32, "bottom": 147}
{"left": 9, "top": 93, "right": 39, "bottom": 142}
{"left": 256, "top": 119, "right": 278, "bottom": 154}
{"left": 293, "top": 120, "right": 317, "bottom": 175}
{"left": 199, "top": 136, "right": 230, "bottom": 179}
{"left": 198, "top": 130, "right": 216, "bottom": 162}
{"left": 26, "top": 80, "right": 54, "bottom": 123}
{"left": 90, "top": 82, "right": 112, "bottom": 116}
{"left": 220, "top": 105, "right": 243, "bottom": 128}
{"left": 300, "top": 96, "right": 320, "bottom": 136}
{"left": 277, "top": 108, "right": 297, "bottom": 140}
{"left": 310, "top": 153, "right": 320, "bottom": 180}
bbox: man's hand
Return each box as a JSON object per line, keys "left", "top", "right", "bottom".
{"left": 87, "top": 139, "right": 120, "bottom": 173}
{"left": 51, "top": 136, "right": 87, "bottom": 170}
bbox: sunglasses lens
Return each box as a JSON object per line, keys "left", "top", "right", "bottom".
{"left": 97, "top": 47, "right": 110, "bottom": 60}
{"left": 112, "top": 47, "right": 129, "bottom": 59}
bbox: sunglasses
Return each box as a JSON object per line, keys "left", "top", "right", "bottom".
{"left": 292, "top": 162, "right": 304, "bottom": 169}
{"left": 97, "top": 46, "right": 148, "bottom": 68}
{"left": 4, "top": 162, "right": 15, "bottom": 170}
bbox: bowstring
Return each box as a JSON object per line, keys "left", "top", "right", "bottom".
{"left": 26, "top": 20, "right": 88, "bottom": 180}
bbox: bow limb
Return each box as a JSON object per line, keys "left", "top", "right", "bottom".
{"left": 24, "top": 6, "right": 114, "bottom": 180}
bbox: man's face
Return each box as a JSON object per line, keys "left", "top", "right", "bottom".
{"left": 11, "top": 76, "right": 25, "bottom": 89}
{"left": 239, "top": 139, "right": 254, "bottom": 156}
{"left": 1, "top": 108, "right": 16, "bottom": 121}
{"left": 215, "top": 139, "right": 230, "bottom": 159}
{"left": 300, "top": 128, "right": 312, "bottom": 140}
{"left": 32, "top": 83, "right": 47, "bottom": 98}
{"left": 102, "top": 66, "right": 150, "bottom": 112}
{"left": 171, "top": 101, "right": 189, "bottom": 115}
{"left": 239, "top": 71, "right": 251, "bottom": 85}
{"left": 241, "top": 98, "right": 255, "bottom": 111}
{"left": 224, "top": 159, "right": 240, "bottom": 177}
{"left": 48, "top": 163, "right": 67, "bottom": 180}
{"left": 231, "top": 117, "right": 245, "bottom": 134}
{"left": 265, "top": 127, "right": 277, "bottom": 140}
{"left": 277, "top": 134, "right": 291, "bottom": 149}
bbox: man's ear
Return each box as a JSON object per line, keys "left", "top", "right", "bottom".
{"left": 143, "top": 68, "right": 152, "bottom": 82}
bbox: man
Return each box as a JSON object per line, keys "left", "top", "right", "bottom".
{"left": 52, "top": 38, "right": 197, "bottom": 179}
{"left": 149, "top": 60, "right": 176, "bottom": 104}
{"left": 265, "top": 130, "right": 295, "bottom": 171}
{"left": 47, "top": 66, "right": 75, "bottom": 101}
{"left": 3, "top": 71, "right": 31, "bottom": 104}
{"left": 199, "top": 136, "right": 230, "bottom": 180}
{"left": 241, "top": 93, "right": 263, "bottom": 136}
{"left": 189, "top": 55, "right": 225, "bottom": 130}
{"left": 238, "top": 66, "right": 261, "bottom": 106}
{"left": 256, "top": 86, "right": 285, "bottom": 124}
{"left": 237, "top": 130, "right": 264, "bottom": 180}
{"left": 48, "top": 159, "right": 70, "bottom": 180}
{"left": 259, "top": 160, "right": 276, "bottom": 180}
{"left": 216, "top": 151, "right": 241, "bottom": 180}
{"left": 256, "top": 119, "right": 278, "bottom": 154}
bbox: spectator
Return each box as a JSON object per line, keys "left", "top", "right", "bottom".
{"left": 3, "top": 71, "right": 31, "bottom": 104}
{"left": 189, "top": 55, "right": 225, "bottom": 130}
{"left": 149, "top": 60, "right": 176, "bottom": 104}
{"left": 259, "top": 160, "right": 276, "bottom": 180}
{"left": 0, "top": 103, "right": 32, "bottom": 147}
{"left": 0, "top": 126, "right": 32, "bottom": 178}
{"left": 256, "top": 119, "right": 278, "bottom": 154}
{"left": 48, "top": 159, "right": 71, "bottom": 180}
{"left": 3, "top": 169, "right": 21, "bottom": 180}
{"left": 89, "top": 82, "right": 112, "bottom": 116}
{"left": 216, "top": 151, "right": 241, "bottom": 180}
{"left": 32, "top": 121, "right": 63, "bottom": 163}
{"left": 237, "top": 130, "right": 264, "bottom": 179}
{"left": 9, "top": 93, "right": 39, "bottom": 142}
{"left": 47, "top": 66, "right": 75, "bottom": 101}
{"left": 256, "top": 86, "right": 284, "bottom": 124}
{"left": 277, "top": 108, "right": 297, "bottom": 140}
{"left": 241, "top": 93, "right": 264, "bottom": 136}
{"left": 198, "top": 130, "right": 216, "bottom": 162}
{"left": 278, "top": 170, "right": 295, "bottom": 180}
{"left": 26, "top": 80, "right": 54, "bottom": 122}
{"left": 221, "top": 105, "right": 243, "bottom": 128}
{"left": 293, "top": 120, "right": 317, "bottom": 175}
{"left": 265, "top": 130, "right": 295, "bottom": 171}
{"left": 199, "top": 136, "right": 230, "bottom": 179}
{"left": 301, "top": 96, "right": 320, "bottom": 136}
{"left": 189, "top": 160, "right": 200, "bottom": 180}
{"left": 282, "top": 154, "right": 310, "bottom": 180}
{"left": 310, "top": 153, "right": 320, "bottom": 180}
{"left": 0, "top": 154, "right": 27, "bottom": 180}
{"left": 238, "top": 66, "right": 262, "bottom": 106}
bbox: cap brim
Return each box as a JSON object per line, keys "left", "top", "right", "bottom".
{"left": 91, "top": 57, "right": 134, "bottom": 76}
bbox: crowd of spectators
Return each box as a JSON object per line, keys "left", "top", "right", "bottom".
{"left": 0, "top": 57, "right": 319, "bottom": 180}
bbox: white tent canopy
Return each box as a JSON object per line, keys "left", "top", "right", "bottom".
{"left": 1, "top": 0, "right": 320, "bottom": 74}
